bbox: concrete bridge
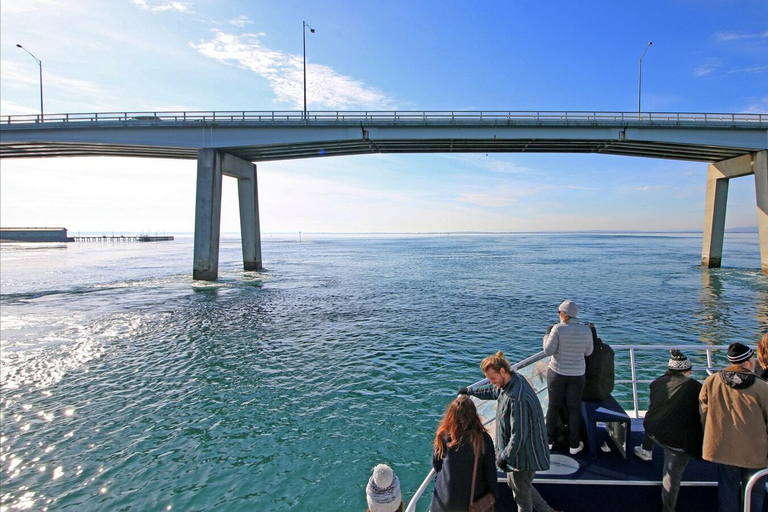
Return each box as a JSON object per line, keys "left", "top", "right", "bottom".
{"left": 1, "top": 110, "right": 767, "bottom": 278}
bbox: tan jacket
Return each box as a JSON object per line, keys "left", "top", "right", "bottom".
{"left": 699, "top": 365, "right": 768, "bottom": 469}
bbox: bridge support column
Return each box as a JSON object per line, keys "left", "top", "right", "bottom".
{"left": 193, "top": 150, "right": 262, "bottom": 281}
{"left": 701, "top": 153, "right": 760, "bottom": 270}
{"left": 193, "top": 149, "right": 223, "bottom": 281}
{"left": 222, "top": 154, "right": 262, "bottom": 271}
{"left": 755, "top": 151, "right": 768, "bottom": 274}
{"left": 701, "top": 165, "right": 730, "bottom": 268}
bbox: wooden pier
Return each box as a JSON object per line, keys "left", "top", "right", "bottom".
{"left": 73, "top": 235, "right": 174, "bottom": 242}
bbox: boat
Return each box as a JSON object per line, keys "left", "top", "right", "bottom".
{"left": 405, "top": 344, "right": 768, "bottom": 512}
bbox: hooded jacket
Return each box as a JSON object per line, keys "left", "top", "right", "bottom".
{"left": 699, "top": 364, "right": 768, "bottom": 468}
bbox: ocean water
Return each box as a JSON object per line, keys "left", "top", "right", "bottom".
{"left": 1, "top": 233, "right": 767, "bottom": 511}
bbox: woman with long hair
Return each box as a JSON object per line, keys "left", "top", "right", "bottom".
{"left": 430, "top": 395, "right": 498, "bottom": 512}
{"left": 757, "top": 333, "right": 768, "bottom": 379}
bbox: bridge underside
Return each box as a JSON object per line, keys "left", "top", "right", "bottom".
{"left": 0, "top": 138, "right": 754, "bottom": 163}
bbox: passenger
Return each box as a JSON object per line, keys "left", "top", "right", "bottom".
{"left": 365, "top": 464, "right": 404, "bottom": 512}
{"left": 460, "top": 351, "right": 559, "bottom": 512}
{"left": 582, "top": 323, "right": 615, "bottom": 401}
{"left": 430, "top": 395, "right": 498, "bottom": 512}
{"left": 757, "top": 333, "right": 768, "bottom": 379}
{"left": 700, "top": 342, "right": 768, "bottom": 512}
{"left": 633, "top": 349, "right": 704, "bottom": 512}
{"left": 542, "top": 300, "right": 593, "bottom": 454}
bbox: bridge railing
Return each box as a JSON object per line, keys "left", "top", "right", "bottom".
{"left": 2, "top": 110, "right": 767, "bottom": 126}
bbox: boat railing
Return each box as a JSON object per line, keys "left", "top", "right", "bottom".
{"left": 611, "top": 344, "right": 731, "bottom": 418}
{"left": 744, "top": 468, "right": 768, "bottom": 512}
{"left": 404, "top": 469, "right": 436, "bottom": 512}
{"left": 744, "top": 467, "right": 768, "bottom": 512}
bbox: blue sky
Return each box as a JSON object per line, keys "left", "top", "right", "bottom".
{"left": 1, "top": 0, "right": 766, "bottom": 233}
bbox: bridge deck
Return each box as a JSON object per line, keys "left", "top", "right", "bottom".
{"left": 2, "top": 110, "right": 766, "bottom": 162}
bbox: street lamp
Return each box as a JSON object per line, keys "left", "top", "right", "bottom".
{"left": 303, "top": 20, "right": 315, "bottom": 119}
{"left": 638, "top": 41, "right": 652, "bottom": 119}
{"left": 16, "top": 44, "right": 44, "bottom": 122}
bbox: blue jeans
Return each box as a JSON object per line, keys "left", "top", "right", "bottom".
{"left": 660, "top": 445, "right": 690, "bottom": 512}
{"left": 546, "top": 370, "right": 585, "bottom": 449}
{"left": 717, "top": 464, "right": 766, "bottom": 512}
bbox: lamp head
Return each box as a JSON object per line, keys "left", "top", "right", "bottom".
{"left": 310, "top": 28, "right": 315, "bottom": 33}
{"left": 16, "top": 44, "right": 23, "bottom": 48}
{"left": 648, "top": 41, "right": 653, "bottom": 46}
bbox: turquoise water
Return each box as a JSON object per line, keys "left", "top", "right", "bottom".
{"left": 1, "top": 233, "right": 767, "bottom": 511}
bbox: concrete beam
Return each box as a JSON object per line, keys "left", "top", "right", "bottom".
{"left": 755, "top": 151, "right": 768, "bottom": 274}
{"left": 221, "top": 152, "right": 254, "bottom": 179}
{"left": 701, "top": 163, "right": 731, "bottom": 268}
{"left": 709, "top": 153, "right": 755, "bottom": 179}
{"left": 193, "top": 148, "right": 223, "bottom": 281}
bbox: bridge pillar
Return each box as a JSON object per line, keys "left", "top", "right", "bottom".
{"left": 701, "top": 153, "right": 761, "bottom": 270}
{"left": 701, "top": 165, "right": 730, "bottom": 268}
{"left": 193, "top": 150, "right": 263, "bottom": 281}
{"left": 221, "top": 153, "right": 262, "bottom": 271}
{"left": 755, "top": 151, "right": 768, "bottom": 274}
{"left": 193, "top": 149, "right": 223, "bottom": 281}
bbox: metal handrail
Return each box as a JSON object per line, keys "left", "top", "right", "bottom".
{"left": 743, "top": 467, "right": 768, "bottom": 512}
{"left": 404, "top": 468, "right": 436, "bottom": 512}
{"left": 2, "top": 110, "right": 767, "bottom": 126}
{"left": 610, "top": 344, "right": 731, "bottom": 418}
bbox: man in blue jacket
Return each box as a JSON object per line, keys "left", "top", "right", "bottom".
{"left": 460, "top": 351, "right": 557, "bottom": 512}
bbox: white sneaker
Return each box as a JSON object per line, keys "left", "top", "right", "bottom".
{"left": 548, "top": 443, "right": 554, "bottom": 451}
{"left": 569, "top": 442, "right": 584, "bottom": 455}
{"left": 633, "top": 446, "right": 653, "bottom": 462}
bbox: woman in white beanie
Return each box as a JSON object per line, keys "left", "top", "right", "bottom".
{"left": 366, "top": 464, "right": 403, "bottom": 512}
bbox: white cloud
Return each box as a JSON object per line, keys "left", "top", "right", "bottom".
{"left": 2, "top": 60, "right": 116, "bottom": 113}
{"left": 713, "top": 31, "right": 768, "bottom": 41}
{"left": 637, "top": 186, "right": 664, "bottom": 192}
{"left": 131, "top": 0, "right": 194, "bottom": 13}
{"left": 190, "top": 30, "right": 397, "bottom": 110}
{"left": 443, "top": 154, "right": 529, "bottom": 174}
{"left": 694, "top": 58, "right": 722, "bottom": 78}
{"left": 0, "top": 0, "right": 67, "bottom": 14}
{"left": 728, "top": 65, "right": 768, "bottom": 75}
{"left": 229, "top": 15, "right": 253, "bottom": 27}
{"left": 742, "top": 97, "right": 768, "bottom": 114}
{"left": 456, "top": 187, "right": 537, "bottom": 208}
{"left": 0, "top": 99, "right": 40, "bottom": 116}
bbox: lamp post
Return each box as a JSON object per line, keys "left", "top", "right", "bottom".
{"left": 303, "top": 21, "right": 315, "bottom": 120}
{"left": 16, "top": 44, "right": 44, "bottom": 122}
{"left": 638, "top": 41, "right": 652, "bottom": 120}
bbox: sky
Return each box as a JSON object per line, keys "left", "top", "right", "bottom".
{"left": 1, "top": 0, "right": 767, "bottom": 233}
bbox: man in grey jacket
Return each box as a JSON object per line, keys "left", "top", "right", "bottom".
{"left": 543, "top": 300, "right": 593, "bottom": 454}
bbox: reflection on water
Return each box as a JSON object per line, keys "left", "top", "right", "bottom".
{"left": 698, "top": 268, "right": 727, "bottom": 346}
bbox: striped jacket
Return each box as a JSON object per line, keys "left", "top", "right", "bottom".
{"left": 543, "top": 319, "right": 593, "bottom": 376}
{"left": 468, "top": 373, "right": 550, "bottom": 472}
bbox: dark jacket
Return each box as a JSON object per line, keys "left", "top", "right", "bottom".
{"left": 430, "top": 431, "right": 498, "bottom": 512}
{"left": 583, "top": 337, "right": 615, "bottom": 401}
{"left": 644, "top": 371, "right": 703, "bottom": 459}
